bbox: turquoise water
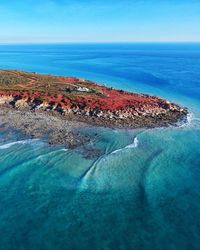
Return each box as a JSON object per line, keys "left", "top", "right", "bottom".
{"left": 0, "top": 43, "right": 200, "bottom": 250}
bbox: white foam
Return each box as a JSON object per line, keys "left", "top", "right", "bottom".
{"left": 0, "top": 139, "right": 39, "bottom": 150}
{"left": 113, "top": 130, "right": 119, "bottom": 133}
{"left": 111, "top": 148, "right": 123, "bottom": 154}
{"left": 178, "top": 112, "right": 200, "bottom": 128}
{"left": 111, "top": 137, "right": 139, "bottom": 154}
{"left": 60, "top": 148, "right": 68, "bottom": 152}
{"left": 125, "top": 137, "right": 139, "bottom": 149}
{"left": 186, "top": 113, "right": 193, "bottom": 125}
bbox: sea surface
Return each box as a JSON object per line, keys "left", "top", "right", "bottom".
{"left": 0, "top": 43, "right": 200, "bottom": 250}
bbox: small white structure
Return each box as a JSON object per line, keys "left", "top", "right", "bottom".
{"left": 76, "top": 87, "right": 90, "bottom": 92}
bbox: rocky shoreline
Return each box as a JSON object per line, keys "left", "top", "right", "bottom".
{"left": 69, "top": 106, "right": 188, "bottom": 129}
{"left": 0, "top": 70, "right": 188, "bottom": 147}
{"left": 0, "top": 103, "right": 188, "bottom": 148}
{"left": 0, "top": 93, "right": 188, "bottom": 129}
{"left": 0, "top": 107, "right": 90, "bottom": 148}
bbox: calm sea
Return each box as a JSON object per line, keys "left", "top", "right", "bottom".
{"left": 0, "top": 43, "right": 200, "bottom": 250}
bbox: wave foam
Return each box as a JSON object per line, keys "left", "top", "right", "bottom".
{"left": 60, "top": 148, "right": 68, "bottom": 152}
{"left": 111, "top": 137, "right": 139, "bottom": 154}
{"left": 125, "top": 137, "right": 139, "bottom": 149}
{"left": 0, "top": 139, "right": 39, "bottom": 150}
{"left": 178, "top": 112, "right": 200, "bottom": 128}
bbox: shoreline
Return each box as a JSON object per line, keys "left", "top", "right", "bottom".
{"left": 0, "top": 70, "right": 188, "bottom": 146}
{"left": 0, "top": 107, "right": 90, "bottom": 148}
{"left": 0, "top": 106, "right": 188, "bottom": 148}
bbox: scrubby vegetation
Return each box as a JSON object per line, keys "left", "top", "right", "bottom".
{"left": 0, "top": 69, "right": 187, "bottom": 128}
{"left": 0, "top": 70, "right": 27, "bottom": 85}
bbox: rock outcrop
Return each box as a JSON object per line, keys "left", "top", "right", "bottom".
{"left": 0, "top": 70, "right": 188, "bottom": 128}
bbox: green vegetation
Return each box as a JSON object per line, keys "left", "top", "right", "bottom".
{"left": 0, "top": 71, "right": 27, "bottom": 85}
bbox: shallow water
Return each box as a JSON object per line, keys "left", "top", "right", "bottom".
{"left": 0, "top": 43, "right": 200, "bottom": 250}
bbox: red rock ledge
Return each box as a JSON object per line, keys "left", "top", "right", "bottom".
{"left": 0, "top": 70, "right": 188, "bottom": 128}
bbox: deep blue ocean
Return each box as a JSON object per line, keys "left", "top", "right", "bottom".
{"left": 0, "top": 43, "right": 200, "bottom": 250}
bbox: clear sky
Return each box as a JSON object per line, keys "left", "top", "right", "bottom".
{"left": 0, "top": 0, "right": 200, "bottom": 43}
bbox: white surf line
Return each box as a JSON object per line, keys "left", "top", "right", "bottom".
{"left": 60, "top": 148, "right": 68, "bottom": 152}
{"left": 0, "top": 139, "right": 40, "bottom": 150}
{"left": 79, "top": 137, "right": 140, "bottom": 184}
{"left": 125, "top": 137, "right": 139, "bottom": 148}
{"left": 111, "top": 137, "right": 139, "bottom": 154}
{"left": 80, "top": 137, "right": 140, "bottom": 182}
{"left": 37, "top": 147, "right": 70, "bottom": 160}
{"left": 178, "top": 112, "right": 200, "bottom": 128}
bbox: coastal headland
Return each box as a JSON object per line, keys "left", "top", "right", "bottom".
{"left": 0, "top": 70, "right": 188, "bottom": 146}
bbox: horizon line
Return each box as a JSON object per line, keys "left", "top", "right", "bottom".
{"left": 0, "top": 41, "right": 200, "bottom": 46}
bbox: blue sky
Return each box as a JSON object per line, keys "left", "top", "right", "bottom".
{"left": 0, "top": 0, "right": 200, "bottom": 43}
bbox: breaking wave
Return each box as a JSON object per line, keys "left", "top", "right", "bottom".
{"left": 111, "top": 137, "right": 139, "bottom": 154}
{"left": 60, "top": 148, "right": 68, "bottom": 152}
{"left": 178, "top": 112, "right": 200, "bottom": 128}
{"left": 0, "top": 139, "right": 40, "bottom": 150}
{"left": 125, "top": 137, "right": 139, "bottom": 148}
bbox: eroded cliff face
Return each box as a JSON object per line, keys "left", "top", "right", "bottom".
{"left": 0, "top": 92, "right": 188, "bottom": 128}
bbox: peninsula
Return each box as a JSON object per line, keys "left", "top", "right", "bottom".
{"left": 0, "top": 70, "right": 188, "bottom": 146}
